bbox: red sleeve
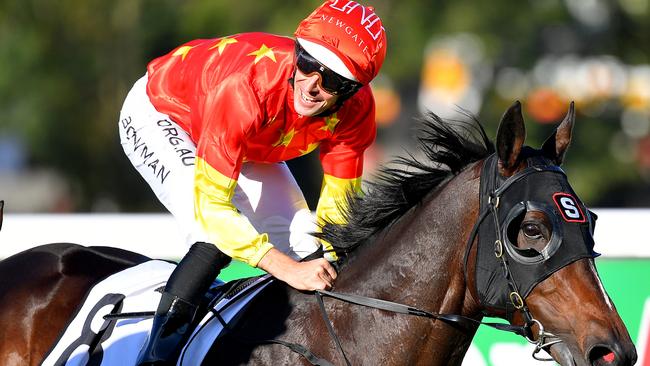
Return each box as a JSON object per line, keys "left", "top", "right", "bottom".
{"left": 195, "top": 75, "right": 263, "bottom": 180}
{"left": 319, "top": 86, "right": 377, "bottom": 179}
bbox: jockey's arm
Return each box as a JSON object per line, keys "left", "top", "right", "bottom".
{"left": 192, "top": 74, "right": 340, "bottom": 291}
{"left": 258, "top": 174, "right": 361, "bottom": 288}
{"left": 194, "top": 158, "right": 337, "bottom": 291}
{"left": 315, "top": 174, "right": 363, "bottom": 261}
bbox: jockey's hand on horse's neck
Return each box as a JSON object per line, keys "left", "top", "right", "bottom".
{"left": 257, "top": 248, "right": 337, "bottom": 291}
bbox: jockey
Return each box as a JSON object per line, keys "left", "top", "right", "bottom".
{"left": 118, "top": 1, "right": 386, "bottom": 364}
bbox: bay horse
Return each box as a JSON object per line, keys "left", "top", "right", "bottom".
{"left": 0, "top": 102, "right": 637, "bottom": 366}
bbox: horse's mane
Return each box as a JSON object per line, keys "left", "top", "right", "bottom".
{"left": 320, "top": 112, "right": 495, "bottom": 254}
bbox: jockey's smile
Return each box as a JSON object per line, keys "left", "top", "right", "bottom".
{"left": 293, "top": 68, "right": 340, "bottom": 116}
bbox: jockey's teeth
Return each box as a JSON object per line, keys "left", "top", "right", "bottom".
{"left": 301, "top": 91, "right": 319, "bottom": 104}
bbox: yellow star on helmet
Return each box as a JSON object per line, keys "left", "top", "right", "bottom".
{"left": 248, "top": 44, "right": 276, "bottom": 64}
{"left": 209, "top": 37, "right": 238, "bottom": 55}
{"left": 300, "top": 143, "right": 319, "bottom": 155}
{"left": 320, "top": 114, "right": 341, "bottom": 133}
{"left": 272, "top": 128, "right": 296, "bottom": 147}
{"left": 172, "top": 45, "right": 193, "bottom": 61}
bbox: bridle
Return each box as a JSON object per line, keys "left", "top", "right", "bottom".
{"left": 462, "top": 153, "right": 569, "bottom": 361}
{"left": 304, "top": 152, "right": 600, "bottom": 364}
{"left": 472, "top": 189, "right": 564, "bottom": 362}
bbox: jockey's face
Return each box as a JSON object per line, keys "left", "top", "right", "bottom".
{"left": 293, "top": 68, "right": 339, "bottom": 117}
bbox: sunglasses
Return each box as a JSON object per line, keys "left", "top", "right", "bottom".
{"left": 295, "top": 44, "right": 362, "bottom": 96}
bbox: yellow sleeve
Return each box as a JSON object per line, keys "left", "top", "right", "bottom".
{"left": 194, "top": 157, "right": 274, "bottom": 267}
{"left": 316, "top": 174, "right": 362, "bottom": 260}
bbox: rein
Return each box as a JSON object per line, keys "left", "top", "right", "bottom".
{"left": 316, "top": 290, "right": 531, "bottom": 335}
{"left": 312, "top": 289, "right": 531, "bottom": 366}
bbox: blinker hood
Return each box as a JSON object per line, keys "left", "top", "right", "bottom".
{"left": 474, "top": 154, "right": 598, "bottom": 318}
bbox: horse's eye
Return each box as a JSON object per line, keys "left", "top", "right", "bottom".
{"left": 522, "top": 223, "right": 542, "bottom": 239}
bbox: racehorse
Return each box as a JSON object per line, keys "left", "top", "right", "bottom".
{"left": 0, "top": 102, "right": 637, "bottom": 366}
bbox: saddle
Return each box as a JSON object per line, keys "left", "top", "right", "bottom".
{"left": 41, "top": 260, "right": 272, "bottom": 366}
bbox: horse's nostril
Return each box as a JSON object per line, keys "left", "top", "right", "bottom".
{"left": 588, "top": 346, "right": 615, "bottom": 365}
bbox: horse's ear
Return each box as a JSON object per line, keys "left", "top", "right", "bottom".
{"left": 542, "top": 101, "right": 575, "bottom": 165}
{"left": 496, "top": 101, "right": 526, "bottom": 174}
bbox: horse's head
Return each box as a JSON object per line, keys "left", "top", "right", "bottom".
{"left": 471, "top": 101, "right": 637, "bottom": 365}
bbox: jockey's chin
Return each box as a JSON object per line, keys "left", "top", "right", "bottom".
{"left": 293, "top": 70, "right": 339, "bottom": 117}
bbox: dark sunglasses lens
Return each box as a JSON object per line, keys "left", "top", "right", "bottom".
{"left": 296, "top": 52, "right": 320, "bottom": 74}
{"left": 319, "top": 73, "right": 345, "bottom": 93}
{"left": 296, "top": 49, "right": 358, "bottom": 95}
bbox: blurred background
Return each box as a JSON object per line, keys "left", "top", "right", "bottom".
{"left": 1, "top": 2, "right": 649, "bottom": 364}
{"left": 0, "top": 0, "right": 648, "bottom": 213}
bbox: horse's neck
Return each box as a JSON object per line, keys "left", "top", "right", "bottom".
{"left": 338, "top": 165, "right": 481, "bottom": 300}
{"left": 333, "top": 165, "right": 482, "bottom": 365}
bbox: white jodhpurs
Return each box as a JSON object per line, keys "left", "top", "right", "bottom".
{"left": 118, "top": 75, "right": 320, "bottom": 260}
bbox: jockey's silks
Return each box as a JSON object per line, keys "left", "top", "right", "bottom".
{"left": 146, "top": 33, "right": 376, "bottom": 266}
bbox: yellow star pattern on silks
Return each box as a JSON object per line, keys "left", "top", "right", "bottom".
{"left": 300, "top": 143, "right": 319, "bottom": 155}
{"left": 209, "top": 37, "right": 238, "bottom": 55}
{"left": 247, "top": 44, "right": 276, "bottom": 64}
{"left": 272, "top": 128, "right": 296, "bottom": 147}
{"left": 320, "top": 113, "right": 341, "bottom": 133}
{"left": 172, "top": 46, "right": 193, "bottom": 61}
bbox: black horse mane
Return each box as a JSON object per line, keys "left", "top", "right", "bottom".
{"left": 319, "top": 112, "right": 495, "bottom": 255}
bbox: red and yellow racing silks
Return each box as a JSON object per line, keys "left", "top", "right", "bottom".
{"left": 146, "top": 33, "right": 376, "bottom": 266}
